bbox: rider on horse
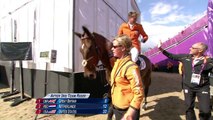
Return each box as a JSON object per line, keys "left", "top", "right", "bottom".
{"left": 118, "top": 11, "right": 148, "bottom": 65}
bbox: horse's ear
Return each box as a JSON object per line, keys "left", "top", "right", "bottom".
{"left": 74, "top": 32, "right": 82, "bottom": 38}
{"left": 82, "top": 26, "right": 92, "bottom": 37}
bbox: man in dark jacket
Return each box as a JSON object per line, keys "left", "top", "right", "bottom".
{"left": 158, "top": 41, "right": 213, "bottom": 120}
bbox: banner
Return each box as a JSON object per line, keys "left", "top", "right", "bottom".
{"left": 0, "top": 42, "right": 32, "bottom": 61}
{"left": 36, "top": 93, "right": 110, "bottom": 114}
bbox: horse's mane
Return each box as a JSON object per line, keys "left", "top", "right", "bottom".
{"left": 92, "top": 32, "right": 110, "bottom": 43}
{"left": 92, "top": 32, "right": 112, "bottom": 52}
{"left": 92, "top": 32, "right": 113, "bottom": 71}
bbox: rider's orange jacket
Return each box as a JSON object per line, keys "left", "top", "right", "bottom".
{"left": 118, "top": 23, "right": 148, "bottom": 52}
{"left": 110, "top": 56, "right": 144, "bottom": 110}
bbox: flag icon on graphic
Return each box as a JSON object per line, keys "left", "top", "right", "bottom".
{"left": 43, "top": 105, "right": 48, "bottom": 108}
{"left": 48, "top": 104, "right": 57, "bottom": 108}
{"left": 48, "top": 99, "right": 57, "bottom": 103}
{"left": 47, "top": 110, "right": 57, "bottom": 114}
{"left": 36, "top": 98, "right": 43, "bottom": 103}
{"left": 36, "top": 104, "right": 43, "bottom": 109}
{"left": 36, "top": 110, "right": 43, "bottom": 114}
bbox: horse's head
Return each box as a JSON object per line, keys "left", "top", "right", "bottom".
{"left": 75, "top": 26, "right": 99, "bottom": 79}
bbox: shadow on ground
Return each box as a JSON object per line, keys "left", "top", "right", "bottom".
{"left": 148, "top": 72, "right": 182, "bottom": 97}
{"left": 141, "top": 96, "right": 185, "bottom": 120}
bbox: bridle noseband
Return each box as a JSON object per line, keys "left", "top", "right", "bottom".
{"left": 82, "top": 56, "right": 94, "bottom": 67}
{"left": 81, "top": 35, "right": 100, "bottom": 67}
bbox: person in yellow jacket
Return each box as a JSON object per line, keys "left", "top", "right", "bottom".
{"left": 111, "top": 35, "right": 144, "bottom": 120}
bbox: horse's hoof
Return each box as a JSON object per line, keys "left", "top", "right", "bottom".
{"left": 142, "top": 103, "right": 147, "bottom": 111}
{"left": 142, "top": 107, "right": 147, "bottom": 111}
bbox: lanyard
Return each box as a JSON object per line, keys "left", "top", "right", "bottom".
{"left": 111, "top": 60, "right": 131, "bottom": 95}
{"left": 192, "top": 56, "right": 207, "bottom": 74}
{"left": 111, "top": 60, "right": 131, "bottom": 86}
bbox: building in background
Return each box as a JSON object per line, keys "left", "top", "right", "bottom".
{"left": 207, "top": 0, "right": 213, "bottom": 57}
{"left": 0, "top": 0, "right": 140, "bottom": 98}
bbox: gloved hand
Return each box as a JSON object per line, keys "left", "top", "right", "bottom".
{"left": 157, "top": 40, "right": 162, "bottom": 48}
{"left": 141, "top": 39, "right": 147, "bottom": 43}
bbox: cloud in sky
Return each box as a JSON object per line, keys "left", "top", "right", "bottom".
{"left": 141, "top": 12, "right": 205, "bottom": 52}
{"left": 141, "top": 22, "right": 184, "bottom": 52}
{"left": 149, "top": 2, "right": 179, "bottom": 17}
{"left": 136, "top": 0, "right": 142, "bottom": 4}
{"left": 149, "top": 2, "right": 205, "bottom": 25}
{"left": 152, "top": 12, "right": 205, "bottom": 25}
{"left": 138, "top": 1, "right": 207, "bottom": 52}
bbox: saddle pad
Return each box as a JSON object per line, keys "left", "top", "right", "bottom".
{"left": 138, "top": 57, "right": 146, "bottom": 70}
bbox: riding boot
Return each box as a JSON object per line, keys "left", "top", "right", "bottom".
{"left": 136, "top": 60, "right": 140, "bottom": 66}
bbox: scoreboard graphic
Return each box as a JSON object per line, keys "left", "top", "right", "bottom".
{"left": 35, "top": 93, "right": 109, "bottom": 114}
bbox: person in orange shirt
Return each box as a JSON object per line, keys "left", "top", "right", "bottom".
{"left": 110, "top": 35, "right": 144, "bottom": 120}
{"left": 118, "top": 11, "right": 148, "bottom": 64}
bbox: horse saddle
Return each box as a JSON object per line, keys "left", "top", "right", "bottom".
{"left": 136, "top": 56, "right": 146, "bottom": 70}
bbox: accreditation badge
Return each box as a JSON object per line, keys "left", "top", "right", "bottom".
{"left": 191, "top": 73, "right": 201, "bottom": 85}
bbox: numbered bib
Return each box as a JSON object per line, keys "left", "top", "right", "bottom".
{"left": 191, "top": 73, "right": 201, "bottom": 85}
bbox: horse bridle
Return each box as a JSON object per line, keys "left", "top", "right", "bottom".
{"left": 81, "top": 35, "right": 100, "bottom": 67}
{"left": 82, "top": 56, "right": 94, "bottom": 67}
{"left": 81, "top": 34, "right": 110, "bottom": 87}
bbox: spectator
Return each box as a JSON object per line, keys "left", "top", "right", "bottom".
{"left": 158, "top": 41, "right": 213, "bottom": 120}
{"left": 110, "top": 35, "right": 144, "bottom": 120}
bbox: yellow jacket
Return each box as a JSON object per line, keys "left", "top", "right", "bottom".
{"left": 111, "top": 56, "right": 144, "bottom": 110}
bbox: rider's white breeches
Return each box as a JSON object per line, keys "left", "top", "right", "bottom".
{"left": 130, "top": 47, "right": 139, "bottom": 62}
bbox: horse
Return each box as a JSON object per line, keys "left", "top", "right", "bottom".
{"left": 74, "top": 26, "right": 152, "bottom": 110}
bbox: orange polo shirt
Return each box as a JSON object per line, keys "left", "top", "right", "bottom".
{"left": 118, "top": 23, "right": 148, "bottom": 52}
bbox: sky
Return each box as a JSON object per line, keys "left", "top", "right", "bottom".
{"left": 136, "top": 0, "right": 208, "bottom": 52}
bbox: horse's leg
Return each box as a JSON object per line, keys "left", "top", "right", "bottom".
{"left": 103, "top": 69, "right": 111, "bottom": 98}
{"left": 102, "top": 82, "right": 113, "bottom": 120}
{"left": 142, "top": 85, "right": 149, "bottom": 110}
{"left": 103, "top": 69, "right": 114, "bottom": 120}
{"left": 107, "top": 104, "right": 113, "bottom": 120}
{"left": 142, "top": 73, "right": 151, "bottom": 110}
{"left": 105, "top": 88, "right": 113, "bottom": 120}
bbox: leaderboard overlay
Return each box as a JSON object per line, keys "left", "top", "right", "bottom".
{"left": 36, "top": 93, "right": 110, "bottom": 114}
